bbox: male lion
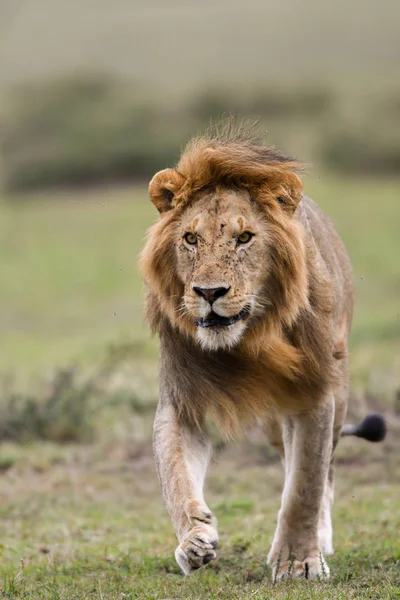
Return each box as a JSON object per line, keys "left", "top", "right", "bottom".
{"left": 140, "top": 124, "right": 386, "bottom": 581}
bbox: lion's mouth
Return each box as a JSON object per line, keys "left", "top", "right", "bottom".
{"left": 195, "top": 305, "right": 251, "bottom": 328}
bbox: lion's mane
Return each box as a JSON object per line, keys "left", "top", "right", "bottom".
{"left": 140, "top": 124, "right": 339, "bottom": 435}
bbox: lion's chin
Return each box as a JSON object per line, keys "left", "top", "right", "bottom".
{"left": 196, "top": 320, "right": 247, "bottom": 352}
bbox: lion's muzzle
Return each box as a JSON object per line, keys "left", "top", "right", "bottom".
{"left": 195, "top": 305, "right": 251, "bottom": 328}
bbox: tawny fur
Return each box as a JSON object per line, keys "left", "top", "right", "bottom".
{"left": 140, "top": 124, "right": 353, "bottom": 580}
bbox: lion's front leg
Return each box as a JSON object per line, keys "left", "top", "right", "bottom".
{"left": 153, "top": 402, "right": 218, "bottom": 575}
{"left": 267, "top": 395, "right": 334, "bottom": 580}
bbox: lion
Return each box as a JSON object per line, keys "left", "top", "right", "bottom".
{"left": 140, "top": 123, "right": 386, "bottom": 581}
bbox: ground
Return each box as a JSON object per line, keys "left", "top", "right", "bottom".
{"left": 0, "top": 176, "right": 399, "bottom": 598}
{"left": 1, "top": 437, "right": 399, "bottom": 599}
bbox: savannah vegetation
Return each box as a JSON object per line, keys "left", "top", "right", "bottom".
{"left": 0, "top": 179, "right": 399, "bottom": 599}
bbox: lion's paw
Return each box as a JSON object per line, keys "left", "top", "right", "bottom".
{"left": 271, "top": 554, "right": 330, "bottom": 581}
{"left": 175, "top": 524, "right": 218, "bottom": 575}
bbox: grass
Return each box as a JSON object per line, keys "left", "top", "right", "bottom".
{"left": 0, "top": 174, "right": 399, "bottom": 598}
{"left": 0, "top": 439, "right": 399, "bottom": 599}
{"left": 0, "top": 186, "right": 157, "bottom": 372}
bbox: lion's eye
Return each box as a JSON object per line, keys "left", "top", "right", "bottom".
{"left": 184, "top": 232, "right": 198, "bottom": 245}
{"left": 237, "top": 231, "right": 253, "bottom": 244}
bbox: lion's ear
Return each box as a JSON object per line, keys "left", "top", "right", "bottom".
{"left": 275, "top": 172, "right": 303, "bottom": 215}
{"left": 148, "top": 168, "right": 184, "bottom": 214}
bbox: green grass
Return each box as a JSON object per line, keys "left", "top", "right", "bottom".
{"left": 0, "top": 175, "right": 399, "bottom": 598}
{"left": 0, "top": 186, "right": 157, "bottom": 372}
{"left": 0, "top": 440, "right": 399, "bottom": 599}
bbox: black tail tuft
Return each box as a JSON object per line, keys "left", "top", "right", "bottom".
{"left": 341, "top": 413, "right": 387, "bottom": 442}
{"left": 355, "top": 414, "right": 387, "bottom": 442}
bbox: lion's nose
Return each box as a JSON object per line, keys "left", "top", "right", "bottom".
{"left": 193, "top": 286, "right": 230, "bottom": 304}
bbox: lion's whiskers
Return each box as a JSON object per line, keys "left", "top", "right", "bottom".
{"left": 242, "top": 293, "right": 271, "bottom": 314}
{"left": 175, "top": 302, "right": 190, "bottom": 319}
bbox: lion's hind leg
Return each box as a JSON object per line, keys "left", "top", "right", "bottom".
{"left": 318, "top": 353, "right": 349, "bottom": 556}
{"left": 267, "top": 396, "right": 334, "bottom": 581}
{"left": 318, "top": 461, "right": 335, "bottom": 556}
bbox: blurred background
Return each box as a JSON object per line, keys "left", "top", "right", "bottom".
{"left": 0, "top": 1, "right": 399, "bottom": 596}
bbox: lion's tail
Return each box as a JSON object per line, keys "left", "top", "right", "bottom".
{"left": 340, "top": 413, "right": 387, "bottom": 442}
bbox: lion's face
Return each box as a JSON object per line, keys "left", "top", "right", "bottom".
{"left": 176, "top": 188, "right": 270, "bottom": 350}
{"left": 142, "top": 141, "right": 308, "bottom": 355}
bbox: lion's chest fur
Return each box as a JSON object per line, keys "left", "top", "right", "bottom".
{"left": 159, "top": 309, "right": 338, "bottom": 436}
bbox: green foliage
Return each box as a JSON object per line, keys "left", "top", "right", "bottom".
{"left": 1, "top": 76, "right": 400, "bottom": 193}
{"left": 320, "top": 122, "right": 400, "bottom": 174}
{"left": 0, "top": 76, "right": 182, "bottom": 192}
{"left": 191, "top": 86, "right": 332, "bottom": 120}
{"left": 0, "top": 343, "right": 157, "bottom": 444}
{"left": 0, "top": 368, "right": 96, "bottom": 443}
